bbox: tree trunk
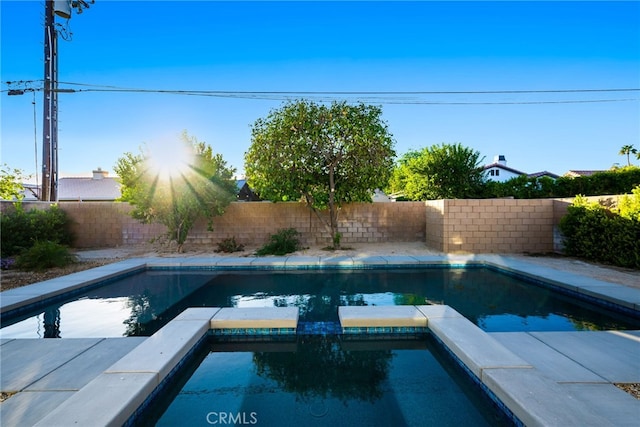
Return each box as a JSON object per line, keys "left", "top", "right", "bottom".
{"left": 328, "top": 165, "right": 340, "bottom": 249}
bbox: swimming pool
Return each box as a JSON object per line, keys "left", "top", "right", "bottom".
{"left": 134, "top": 335, "right": 512, "bottom": 427}
{"left": 8, "top": 256, "right": 637, "bottom": 427}
{"left": 2, "top": 265, "right": 638, "bottom": 338}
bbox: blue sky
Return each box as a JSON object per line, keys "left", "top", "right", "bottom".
{"left": 2, "top": 1, "right": 639, "bottom": 182}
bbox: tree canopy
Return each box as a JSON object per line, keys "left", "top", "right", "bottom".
{"left": 245, "top": 100, "right": 395, "bottom": 247}
{"left": 0, "top": 164, "right": 28, "bottom": 201}
{"left": 619, "top": 144, "right": 638, "bottom": 166}
{"left": 114, "top": 132, "right": 236, "bottom": 252}
{"left": 387, "top": 143, "right": 485, "bottom": 200}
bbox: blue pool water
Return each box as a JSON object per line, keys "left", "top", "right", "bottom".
{"left": 2, "top": 267, "right": 638, "bottom": 338}
{"left": 136, "top": 336, "right": 512, "bottom": 427}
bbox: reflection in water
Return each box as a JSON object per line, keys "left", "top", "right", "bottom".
{"left": 252, "top": 336, "right": 393, "bottom": 403}
{"left": 43, "top": 306, "right": 61, "bottom": 338}
{"left": 143, "top": 337, "right": 510, "bottom": 427}
{"left": 2, "top": 268, "right": 639, "bottom": 339}
{"left": 123, "top": 292, "right": 153, "bottom": 336}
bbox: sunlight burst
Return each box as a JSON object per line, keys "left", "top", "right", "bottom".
{"left": 145, "top": 140, "right": 195, "bottom": 182}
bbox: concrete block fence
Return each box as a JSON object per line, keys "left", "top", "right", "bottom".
{"left": 1, "top": 195, "right": 622, "bottom": 253}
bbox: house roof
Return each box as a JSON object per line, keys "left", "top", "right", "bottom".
{"left": 57, "top": 177, "right": 121, "bottom": 201}
{"left": 528, "top": 171, "right": 560, "bottom": 179}
{"left": 483, "top": 162, "right": 527, "bottom": 176}
{"left": 564, "top": 170, "right": 607, "bottom": 178}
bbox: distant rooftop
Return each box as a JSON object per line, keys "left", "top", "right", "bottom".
{"left": 564, "top": 170, "right": 607, "bottom": 178}
{"left": 57, "top": 177, "right": 121, "bottom": 201}
{"left": 528, "top": 171, "right": 560, "bottom": 179}
{"left": 19, "top": 169, "right": 121, "bottom": 201}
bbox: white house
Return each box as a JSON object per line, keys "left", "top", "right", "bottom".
{"left": 483, "top": 155, "right": 527, "bottom": 182}
{"left": 484, "top": 155, "right": 560, "bottom": 182}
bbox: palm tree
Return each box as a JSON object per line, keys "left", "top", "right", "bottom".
{"left": 619, "top": 145, "right": 637, "bottom": 166}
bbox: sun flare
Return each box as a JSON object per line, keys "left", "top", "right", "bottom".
{"left": 145, "top": 140, "right": 195, "bottom": 182}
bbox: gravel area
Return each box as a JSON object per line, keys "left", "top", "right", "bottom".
{"left": 0, "top": 259, "right": 114, "bottom": 291}
{"left": 615, "top": 383, "right": 640, "bottom": 399}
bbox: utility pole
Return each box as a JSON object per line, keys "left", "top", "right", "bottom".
{"left": 40, "top": 0, "right": 93, "bottom": 202}
{"left": 41, "top": 0, "right": 57, "bottom": 201}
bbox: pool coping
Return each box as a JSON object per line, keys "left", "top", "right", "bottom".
{"left": 2, "top": 254, "right": 640, "bottom": 426}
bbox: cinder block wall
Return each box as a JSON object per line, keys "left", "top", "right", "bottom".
{"left": 4, "top": 195, "right": 624, "bottom": 253}
{"left": 3, "top": 201, "right": 425, "bottom": 249}
{"left": 425, "top": 199, "right": 556, "bottom": 253}
{"left": 425, "top": 199, "right": 445, "bottom": 250}
{"left": 180, "top": 202, "right": 426, "bottom": 248}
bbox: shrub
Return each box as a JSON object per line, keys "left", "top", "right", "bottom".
{"left": 559, "top": 195, "right": 640, "bottom": 268}
{"left": 215, "top": 237, "right": 245, "bottom": 253}
{"left": 1, "top": 205, "right": 74, "bottom": 257}
{"left": 256, "top": 228, "right": 301, "bottom": 256}
{"left": 618, "top": 186, "right": 640, "bottom": 221}
{"left": 15, "top": 240, "right": 77, "bottom": 271}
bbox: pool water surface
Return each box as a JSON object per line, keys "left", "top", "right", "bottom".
{"left": 2, "top": 267, "right": 638, "bottom": 338}
{"left": 137, "top": 336, "right": 512, "bottom": 427}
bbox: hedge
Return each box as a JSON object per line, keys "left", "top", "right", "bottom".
{"left": 559, "top": 193, "right": 640, "bottom": 269}
{"left": 0, "top": 204, "right": 74, "bottom": 257}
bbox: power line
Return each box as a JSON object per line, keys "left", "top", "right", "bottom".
{"left": 5, "top": 80, "right": 640, "bottom": 104}
{"left": 52, "top": 82, "right": 640, "bottom": 95}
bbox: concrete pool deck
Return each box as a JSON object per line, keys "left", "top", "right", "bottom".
{"left": 1, "top": 252, "right": 639, "bottom": 426}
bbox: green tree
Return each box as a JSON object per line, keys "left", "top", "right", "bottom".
{"left": 388, "top": 143, "right": 485, "bottom": 200}
{"left": 114, "top": 132, "right": 237, "bottom": 252}
{"left": 619, "top": 144, "right": 637, "bottom": 166}
{"left": 245, "top": 100, "right": 395, "bottom": 248}
{"left": 0, "top": 164, "right": 29, "bottom": 201}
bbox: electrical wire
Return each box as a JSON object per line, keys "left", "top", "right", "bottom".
{"left": 4, "top": 80, "right": 640, "bottom": 104}
{"left": 53, "top": 82, "right": 640, "bottom": 95}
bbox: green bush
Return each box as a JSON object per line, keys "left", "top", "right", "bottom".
{"left": 215, "top": 236, "right": 245, "bottom": 253}
{"left": 481, "top": 167, "right": 640, "bottom": 199}
{"left": 559, "top": 195, "right": 640, "bottom": 268}
{"left": 618, "top": 186, "right": 640, "bottom": 221}
{"left": 15, "top": 240, "right": 77, "bottom": 271}
{"left": 1, "top": 205, "right": 74, "bottom": 257}
{"left": 480, "top": 175, "right": 557, "bottom": 199}
{"left": 256, "top": 228, "right": 301, "bottom": 256}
